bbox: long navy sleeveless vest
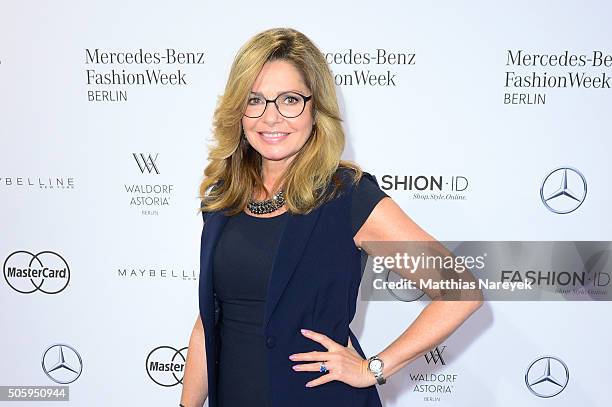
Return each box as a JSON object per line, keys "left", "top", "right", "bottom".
{"left": 198, "top": 168, "right": 383, "bottom": 407}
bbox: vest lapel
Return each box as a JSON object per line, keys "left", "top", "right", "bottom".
{"left": 200, "top": 207, "right": 322, "bottom": 331}
{"left": 199, "top": 211, "right": 229, "bottom": 335}
{"left": 263, "top": 207, "right": 322, "bottom": 328}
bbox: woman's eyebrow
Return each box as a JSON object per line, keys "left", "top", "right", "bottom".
{"left": 249, "top": 90, "right": 304, "bottom": 96}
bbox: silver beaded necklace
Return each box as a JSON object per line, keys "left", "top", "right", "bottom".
{"left": 247, "top": 190, "right": 286, "bottom": 214}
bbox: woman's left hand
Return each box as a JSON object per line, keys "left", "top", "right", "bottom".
{"left": 289, "top": 329, "right": 377, "bottom": 388}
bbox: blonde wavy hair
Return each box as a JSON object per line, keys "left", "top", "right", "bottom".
{"left": 199, "top": 27, "right": 363, "bottom": 216}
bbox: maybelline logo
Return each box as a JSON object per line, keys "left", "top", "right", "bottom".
{"left": 3, "top": 251, "right": 70, "bottom": 294}
{"left": 0, "top": 177, "right": 75, "bottom": 190}
{"left": 540, "top": 166, "right": 587, "bottom": 214}
{"left": 379, "top": 174, "right": 469, "bottom": 201}
{"left": 85, "top": 48, "right": 205, "bottom": 102}
{"left": 409, "top": 345, "right": 458, "bottom": 401}
{"left": 324, "top": 48, "right": 416, "bottom": 86}
{"left": 146, "top": 346, "right": 188, "bottom": 387}
{"left": 117, "top": 267, "right": 196, "bottom": 280}
{"left": 525, "top": 355, "right": 569, "bottom": 398}
{"left": 42, "top": 344, "right": 83, "bottom": 384}
{"left": 503, "top": 49, "right": 612, "bottom": 105}
{"left": 123, "top": 153, "right": 174, "bottom": 216}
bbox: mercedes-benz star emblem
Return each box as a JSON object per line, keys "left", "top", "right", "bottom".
{"left": 525, "top": 355, "right": 569, "bottom": 398}
{"left": 540, "top": 167, "right": 587, "bottom": 214}
{"left": 41, "top": 344, "right": 83, "bottom": 384}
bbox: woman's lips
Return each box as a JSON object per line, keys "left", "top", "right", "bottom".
{"left": 258, "top": 131, "right": 290, "bottom": 143}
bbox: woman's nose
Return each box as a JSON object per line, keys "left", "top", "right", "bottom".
{"left": 261, "top": 101, "right": 283, "bottom": 125}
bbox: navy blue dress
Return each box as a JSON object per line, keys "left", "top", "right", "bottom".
{"left": 212, "top": 173, "right": 388, "bottom": 407}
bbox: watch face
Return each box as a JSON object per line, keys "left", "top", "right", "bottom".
{"left": 369, "top": 359, "right": 383, "bottom": 372}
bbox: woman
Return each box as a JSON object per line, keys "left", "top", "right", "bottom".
{"left": 180, "top": 28, "right": 483, "bottom": 407}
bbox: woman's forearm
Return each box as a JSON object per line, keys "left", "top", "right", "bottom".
{"left": 180, "top": 315, "right": 208, "bottom": 407}
{"left": 377, "top": 300, "right": 483, "bottom": 380}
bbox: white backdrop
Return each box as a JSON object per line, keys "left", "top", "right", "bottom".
{"left": 1, "top": 0, "right": 610, "bottom": 406}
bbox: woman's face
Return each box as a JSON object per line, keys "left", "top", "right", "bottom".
{"left": 242, "top": 60, "right": 314, "bottom": 168}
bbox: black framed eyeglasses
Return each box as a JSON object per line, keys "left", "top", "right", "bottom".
{"left": 244, "top": 91, "right": 313, "bottom": 119}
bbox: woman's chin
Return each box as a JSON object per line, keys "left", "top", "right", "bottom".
{"left": 255, "top": 148, "right": 299, "bottom": 163}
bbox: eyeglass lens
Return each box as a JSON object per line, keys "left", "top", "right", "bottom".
{"left": 245, "top": 92, "right": 306, "bottom": 118}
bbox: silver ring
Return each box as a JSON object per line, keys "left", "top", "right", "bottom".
{"left": 320, "top": 361, "right": 328, "bottom": 373}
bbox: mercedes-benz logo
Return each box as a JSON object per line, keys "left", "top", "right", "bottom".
{"left": 41, "top": 344, "right": 83, "bottom": 384}
{"left": 540, "top": 167, "right": 587, "bottom": 214}
{"left": 525, "top": 355, "right": 569, "bottom": 398}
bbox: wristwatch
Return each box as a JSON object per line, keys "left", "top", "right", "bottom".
{"left": 367, "top": 355, "right": 386, "bottom": 385}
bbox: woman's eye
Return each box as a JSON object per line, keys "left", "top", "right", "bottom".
{"left": 248, "top": 97, "right": 263, "bottom": 105}
{"left": 282, "top": 96, "right": 299, "bottom": 104}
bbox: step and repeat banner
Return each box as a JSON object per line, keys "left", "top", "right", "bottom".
{"left": 1, "top": 0, "right": 610, "bottom": 406}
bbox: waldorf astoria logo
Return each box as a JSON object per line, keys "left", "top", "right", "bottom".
{"left": 409, "top": 345, "right": 460, "bottom": 402}
{"left": 123, "top": 153, "right": 174, "bottom": 216}
{"left": 378, "top": 174, "right": 470, "bottom": 201}
{"left": 84, "top": 48, "right": 206, "bottom": 102}
{"left": 323, "top": 48, "right": 416, "bottom": 87}
{"left": 133, "top": 153, "right": 160, "bottom": 174}
{"left": 503, "top": 49, "right": 612, "bottom": 105}
{"left": 3, "top": 250, "right": 70, "bottom": 294}
{"left": 146, "top": 346, "right": 188, "bottom": 387}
